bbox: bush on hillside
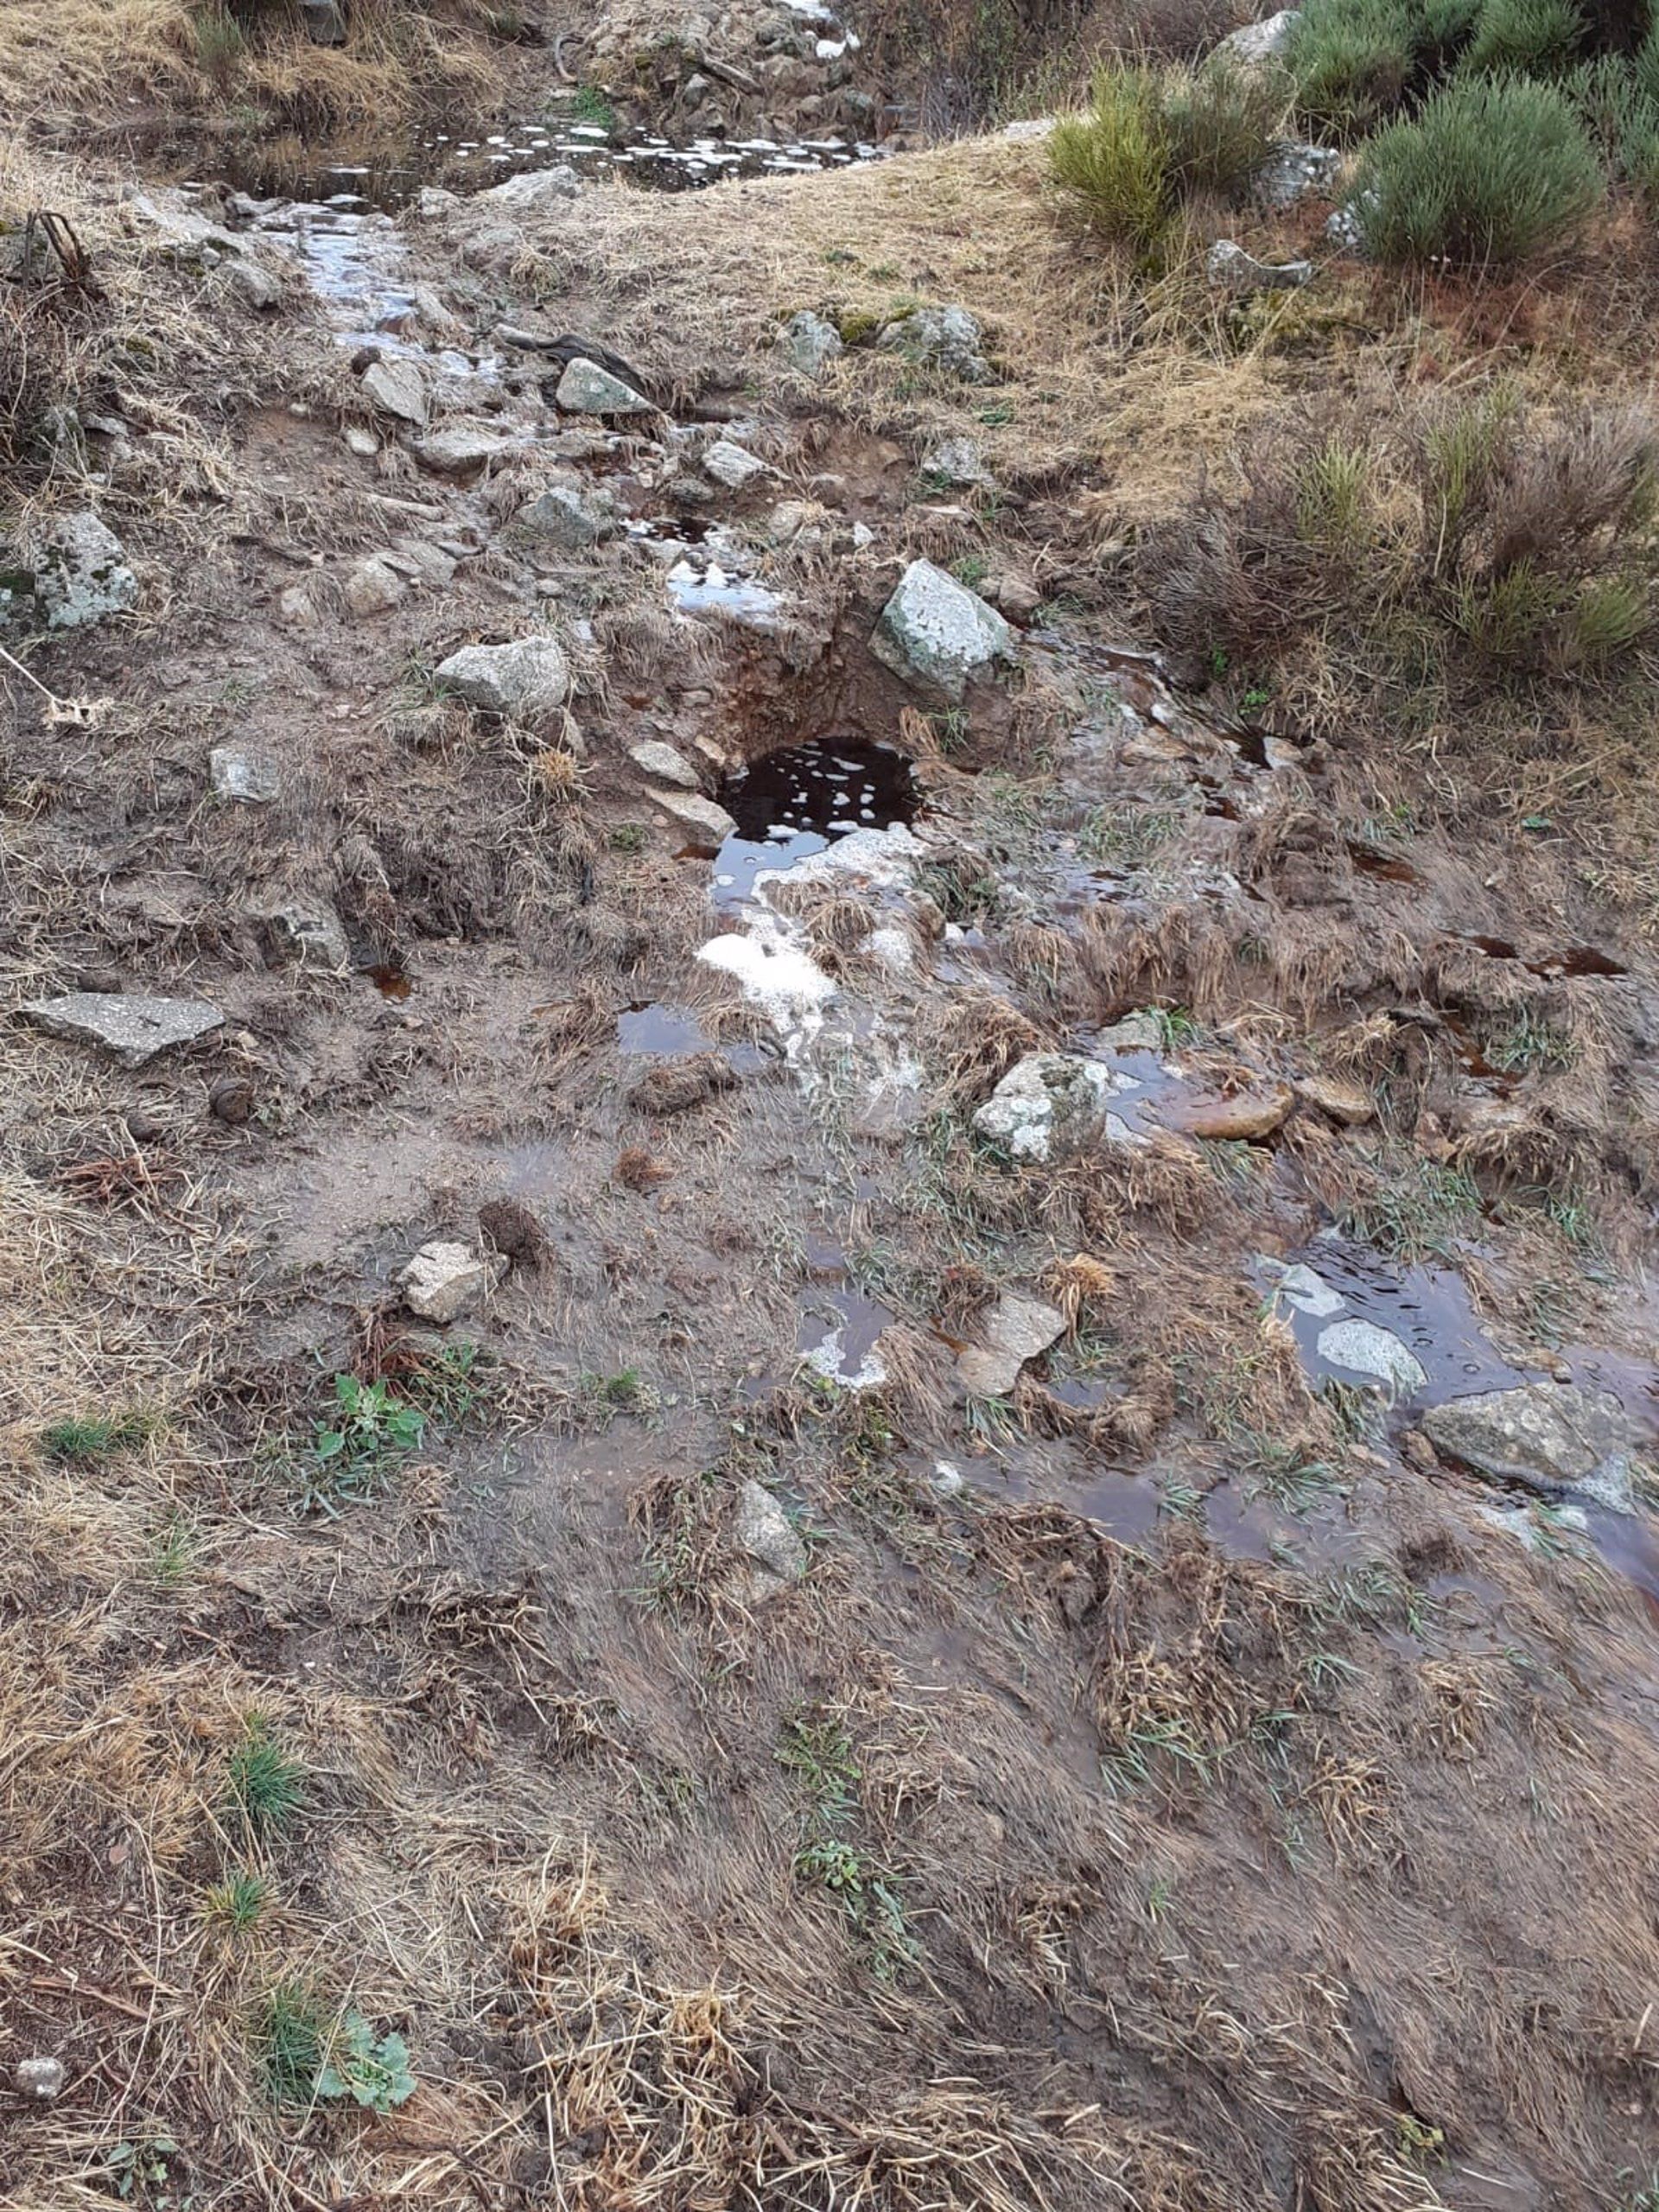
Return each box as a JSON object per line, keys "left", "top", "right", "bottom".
{"left": 1352, "top": 74, "right": 1604, "bottom": 264}
{"left": 1139, "top": 397, "right": 1658, "bottom": 678}
{"left": 1049, "top": 54, "right": 1285, "bottom": 248}
{"left": 1461, "top": 0, "right": 1585, "bottom": 73}
{"left": 1289, "top": 0, "right": 1478, "bottom": 131}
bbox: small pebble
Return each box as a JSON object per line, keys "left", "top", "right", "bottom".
{"left": 16, "top": 2056, "right": 64, "bottom": 2101}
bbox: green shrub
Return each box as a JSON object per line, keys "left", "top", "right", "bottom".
{"left": 1353, "top": 74, "right": 1604, "bottom": 265}
{"left": 1290, "top": 0, "right": 1422, "bottom": 130}
{"left": 1462, "top": 0, "right": 1585, "bottom": 74}
{"left": 1162, "top": 57, "right": 1289, "bottom": 196}
{"left": 1050, "top": 63, "right": 1172, "bottom": 250}
{"left": 1049, "top": 54, "right": 1283, "bottom": 249}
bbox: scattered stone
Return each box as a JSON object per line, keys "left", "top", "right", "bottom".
{"left": 702, "top": 438, "right": 768, "bottom": 490}
{"left": 255, "top": 898, "right": 349, "bottom": 971}
{"left": 520, "top": 481, "right": 618, "bottom": 547}
{"left": 554, "top": 358, "right": 653, "bottom": 416}
{"left": 384, "top": 537, "right": 457, "bottom": 590}
{"left": 480, "top": 164, "right": 582, "bottom": 208}
{"left": 344, "top": 556, "right": 409, "bottom": 618}
{"left": 360, "top": 356, "right": 429, "bottom": 427}
{"left": 1316, "top": 1318, "right": 1427, "bottom": 1397}
{"left": 416, "top": 185, "right": 460, "bottom": 217}
{"left": 1295, "top": 1073, "right": 1375, "bottom": 1125}
{"left": 20, "top": 992, "right": 223, "bottom": 1069}
{"left": 1260, "top": 1258, "right": 1345, "bottom": 1319}
{"left": 15, "top": 2056, "right": 64, "bottom": 2101}
{"left": 342, "top": 424, "right": 379, "bottom": 458}
{"left": 1325, "top": 199, "right": 1370, "bottom": 252}
{"left": 414, "top": 425, "right": 515, "bottom": 474}
{"left": 209, "top": 1077, "right": 254, "bottom": 1125}
{"left": 1212, "top": 8, "right": 1300, "bottom": 70}
{"left": 931, "top": 1459, "right": 967, "bottom": 1496}
{"left": 870, "top": 558, "right": 1017, "bottom": 702}
{"left": 1166, "top": 1079, "right": 1294, "bottom": 1141}
{"left": 477, "top": 1195, "right": 548, "bottom": 1271}
{"left": 920, "top": 435, "right": 994, "bottom": 488}
{"left": 1002, "top": 116, "right": 1056, "bottom": 142}
{"left": 649, "top": 787, "right": 738, "bottom": 841}
{"left": 225, "top": 257, "right": 283, "bottom": 310}
{"left": 779, "top": 309, "right": 843, "bottom": 376}
{"left": 733, "top": 1478, "right": 806, "bottom": 1599}
{"left": 629, "top": 740, "right": 701, "bottom": 789}
{"left": 628, "top": 1052, "right": 739, "bottom": 1114}
{"left": 435, "top": 638, "right": 569, "bottom": 721}
{"left": 1096, "top": 1010, "right": 1166, "bottom": 1053}
{"left": 34, "top": 511, "right": 138, "bottom": 630}
{"left": 400, "top": 1240, "right": 507, "bottom": 1324}
{"left": 299, "top": 0, "right": 347, "bottom": 43}
{"left": 1255, "top": 139, "right": 1343, "bottom": 211}
{"left": 209, "top": 748, "right": 279, "bottom": 804}
{"left": 957, "top": 1292, "right": 1066, "bottom": 1397}
{"left": 877, "top": 304, "right": 992, "bottom": 382}
{"left": 1206, "top": 239, "right": 1314, "bottom": 294}
{"left": 1421, "top": 1383, "right": 1651, "bottom": 1513}
{"left": 973, "top": 1052, "right": 1137, "bottom": 1164}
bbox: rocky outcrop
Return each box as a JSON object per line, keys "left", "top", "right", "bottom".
{"left": 435, "top": 639, "right": 569, "bottom": 721}
{"left": 33, "top": 512, "right": 138, "bottom": 630}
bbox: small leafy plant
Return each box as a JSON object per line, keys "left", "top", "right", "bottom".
{"left": 306, "top": 1374, "right": 426, "bottom": 1510}
{"left": 105, "top": 2133, "right": 186, "bottom": 2207}
{"left": 317, "top": 2012, "right": 416, "bottom": 2114}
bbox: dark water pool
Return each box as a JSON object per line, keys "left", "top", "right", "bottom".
{"left": 711, "top": 739, "right": 918, "bottom": 902}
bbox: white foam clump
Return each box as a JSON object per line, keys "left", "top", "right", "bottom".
{"left": 697, "top": 913, "right": 836, "bottom": 1039}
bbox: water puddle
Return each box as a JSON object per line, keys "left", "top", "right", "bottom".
{"left": 215, "top": 119, "right": 878, "bottom": 216}
{"left": 1261, "top": 1241, "right": 1533, "bottom": 1408}
{"left": 616, "top": 1002, "right": 709, "bottom": 1056}
{"left": 365, "top": 963, "right": 413, "bottom": 1001}
{"left": 711, "top": 739, "right": 918, "bottom": 904}
{"left": 667, "top": 561, "right": 786, "bottom": 632}
{"left": 800, "top": 1282, "right": 895, "bottom": 1389}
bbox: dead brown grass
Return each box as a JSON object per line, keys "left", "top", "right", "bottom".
{"left": 0, "top": 0, "right": 507, "bottom": 133}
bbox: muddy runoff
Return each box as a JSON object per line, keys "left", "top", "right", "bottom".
{"left": 16, "top": 100, "right": 1659, "bottom": 2212}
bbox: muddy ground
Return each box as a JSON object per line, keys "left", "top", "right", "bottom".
{"left": 5, "top": 17, "right": 1659, "bottom": 2212}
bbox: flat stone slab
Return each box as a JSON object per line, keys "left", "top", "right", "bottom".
{"left": 1422, "top": 1382, "right": 1650, "bottom": 1513}
{"left": 630, "top": 740, "right": 700, "bottom": 790}
{"left": 20, "top": 992, "right": 223, "bottom": 1069}
{"left": 957, "top": 1293, "right": 1065, "bottom": 1397}
{"left": 1316, "top": 1318, "right": 1427, "bottom": 1398}
{"left": 702, "top": 438, "right": 768, "bottom": 490}
{"left": 651, "top": 787, "right": 737, "bottom": 841}
{"left": 555, "top": 358, "right": 652, "bottom": 415}
{"left": 734, "top": 1478, "right": 806, "bottom": 1602}
{"left": 361, "top": 356, "right": 429, "bottom": 426}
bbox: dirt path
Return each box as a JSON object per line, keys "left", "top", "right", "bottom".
{"left": 5, "top": 55, "right": 1659, "bottom": 2212}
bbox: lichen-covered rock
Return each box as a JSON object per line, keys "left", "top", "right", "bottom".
{"left": 779, "top": 310, "right": 843, "bottom": 376}
{"left": 972, "top": 1052, "right": 1136, "bottom": 1163}
{"left": 480, "top": 165, "right": 582, "bottom": 208}
{"left": 555, "top": 358, "right": 653, "bottom": 415}
{"left": 702, "top": 438, "right": 768, "bottom": 490}
{"left": 435, "top": 638, "right": 569, "bottom": 721}
{"left": 1316, "top": 1319, "right": 1427, "bottom": 1398}
{"left": 35, "top": 512, "right": 138, "bottom": 630}
{"left": 629, "top": 740, "right": 700, "bottom": 789}
{"left": 1421, "top": 1382, "right": 1651, "bottom": 1513}
{"left": 1206, "top": 239, "right": 1313, "bottom": 294}
{"left": 876, "top": 304, "right": 992, "bottom": 382}
{"left": 520, "top": 481, "right": 618, "bottom": 547}
{"left": 1255, "top": 139, "right": 1343, "bottom": 211}
{"left": 414, "top": 426, "right": 515, "bottom": 474}
{"left": 733, "top": 1478, "right": 806, "bottom": 1600}
{"left": 870, "top": 559, "right": 1016, "bottom": 701}
{"left": 1211, "top": 8, "right": 1300, "bottom": 71}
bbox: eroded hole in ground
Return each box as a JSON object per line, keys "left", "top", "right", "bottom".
{"left": 711, "top": 737, "right": 918, "bottom": 903}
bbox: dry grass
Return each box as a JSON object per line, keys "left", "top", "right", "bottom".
{"left": 0, "top": 0, "right": 508, "bottom": 132}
